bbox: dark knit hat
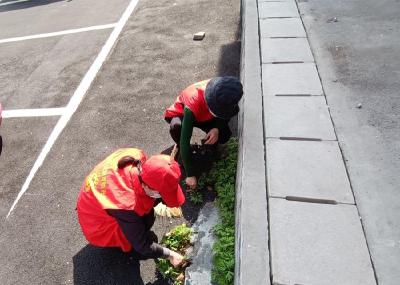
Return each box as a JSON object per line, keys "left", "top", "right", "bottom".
{"left": 205, "top": 76, "right": 243, "bottom": 120}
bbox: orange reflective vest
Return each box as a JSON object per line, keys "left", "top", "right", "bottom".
{"left": 77, "top": 148, "right": 155, "bottom": 252}
{"left": 164, "top": 79, "right": 214, "bottom": 122}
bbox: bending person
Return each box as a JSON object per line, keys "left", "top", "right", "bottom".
{"left": 164, "top": 76, "right": 243, "bottom": 190}
{"left": 77, "top": 148, "right": 185, "bottom": 269}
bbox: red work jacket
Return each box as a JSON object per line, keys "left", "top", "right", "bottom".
{"left": 76, "top": 148, "right": 155, "bottom": 252}
{"left": 164, "top": 79, "right": 214, "bottom": 122}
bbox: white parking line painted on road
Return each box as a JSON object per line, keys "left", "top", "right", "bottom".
{"left": 0, "top": 23, "right": 117, "bottom": 44}
{"left": 0, "top": 0, "right": 29, "bottom": 7}
{"left": 2, "top": 108, "right": 66, "bottom": 118}
{"left": 6, "top": 0, "right": 140, "bottom": 218}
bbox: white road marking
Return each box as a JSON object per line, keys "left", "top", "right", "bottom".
{"left": 6, "top": 0, "right": 140, "bottom": 218}
{"left": 0, "top": 24, "right": 117, "bottom": 44}
{"left": 3, "top": 108, "right": 66, "bottom": 118}
{"left": 0, "top": 0, "right": 29, "bottom": 7}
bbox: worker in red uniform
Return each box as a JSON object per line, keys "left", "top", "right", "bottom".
{"left": 164, "top": 76, "right": 243, "bottom": 190}
{"left": 76, "top": 148, "right": 185, "bottom": 268}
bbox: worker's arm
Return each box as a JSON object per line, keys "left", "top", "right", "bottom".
{"left": 106, "top": 209, "right": 169, "bottom": 259}
{"left": 180, "top": 107, "right": 196, "bottom": 177}
{"left": 215, "top": 117, "right": 228, "bottom": 134}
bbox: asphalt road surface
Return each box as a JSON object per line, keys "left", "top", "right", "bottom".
{"left": 298, "top": 1, "right": 400, "bottom": 284}
{"left": 0, "top": 0, "right": 240, "bottom": 284}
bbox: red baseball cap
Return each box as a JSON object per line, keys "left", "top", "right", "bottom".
{"left": 141, "top": 154, "right": 185, "bottom": 207}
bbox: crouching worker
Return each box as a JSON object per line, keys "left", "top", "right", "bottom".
{"left": 164, "top": 76, "right": 243, "bottom": 190}
{"left": 76, "top": 148, "right": 186, "bottom": 268}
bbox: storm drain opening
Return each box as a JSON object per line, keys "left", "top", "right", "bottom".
{"left": 279, "top": 137, "right": 322, "bottom": 141}
{"left": 265, "top": 17, "right": 296, "bottom": 19}
{"left": 286, "top": 196, "right": 338, "bottom": 205}
{"left": 270, "top": 36, "right": 300, "bottom": 39}
{"left": 272, "top": 61, "right": 304, "bottom": 64}
{"left": 275, "top": 93, "right": 311, "bottom": 97}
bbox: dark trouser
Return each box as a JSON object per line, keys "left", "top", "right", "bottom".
{"left": 143, "top": 208, "right": 156, "bottom": 232}
{"left": 168, "top": 117, "right": 232, "bottom": 146}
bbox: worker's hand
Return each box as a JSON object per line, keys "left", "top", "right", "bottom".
{"left": 203, "top": 128, "right": 219, "bottom": 145}
{"left": 168, "top": 250, "right": 184, "bottom": 268}
{"left": 185, "top": 176, "right": 197, "bottom": 191}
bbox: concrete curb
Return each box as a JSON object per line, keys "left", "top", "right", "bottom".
{"left": 234, "top": 0, "right": 270, "bottom": 283}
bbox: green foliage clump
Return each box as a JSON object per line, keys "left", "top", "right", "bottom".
{"left": 188, "top": 190, "right": 204, "bottom": 205}
{"left": 156, "top": 224, "right": 193, "bottom": 285}
{"left": 198, "top": 138, "right": 238, "bottom": 285}
{"left": 156, "top": 258, "right": 181, "bottom": 282}
{"left": 161, "top": 223, "right": 193, "bottom": 252}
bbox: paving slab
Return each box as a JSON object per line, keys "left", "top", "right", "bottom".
{"left": 270, "top": 199, "right": 376, "bottom": 285}
{"left": 260, "top": 18, "right": 306, "bottom": 38}
{"left": 264, "top": 96, "right": 336, "bottom": 140}
{"left": 261, "top": 38, "right": 314, "bottom": 63}
{"left": 262, "top": 63, "right": 323, "bottom": 96}
{"left": 258, "top": 1, "right": 299, "bottom": 19}
{"left": 266, "top": 139, "right": 354, "bottom": 203}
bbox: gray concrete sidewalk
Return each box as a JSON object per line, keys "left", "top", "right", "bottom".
{"left": 236, "top": 0, "right": 378, "bottom": 284}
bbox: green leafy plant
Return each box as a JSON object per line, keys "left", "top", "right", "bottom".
{"left": 156, "top": 224, "right": 193, "bottom": 285}
{"left": 188, "top": 190, "right": 203, "bottom": 205}
{"left": 161, "top": 223, "right": 193, "bottom": 252}
{"left": 197, "top": 138, "right": 238, "bottom": 285}
{"left": 156, "top": 258, "right": 181, "bottom": 281}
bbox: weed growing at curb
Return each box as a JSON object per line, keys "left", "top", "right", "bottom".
{"left": 198, "top": 138, "right": 238, "bottom": 285}
{"left": 188, "top": 190, "right": 203, "bottom": 205}
{"left": 156, "top": 224, "right": 193, "bottom": 285}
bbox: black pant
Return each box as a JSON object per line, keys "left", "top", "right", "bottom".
{"left": 168, "top": 117, "right": 232, "bottom": 146}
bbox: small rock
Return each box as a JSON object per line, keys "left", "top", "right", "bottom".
{"left": 332, "top": 79, "right": 338, "bottom": 83}
{"left": 356, "top": 103, "right": 362, "bottom": 108}
{"left": 193, "top": 32, "right": 205, "bottom": 41}
{"left": 327, "top": 17, "right": 338, "bottom": 23}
